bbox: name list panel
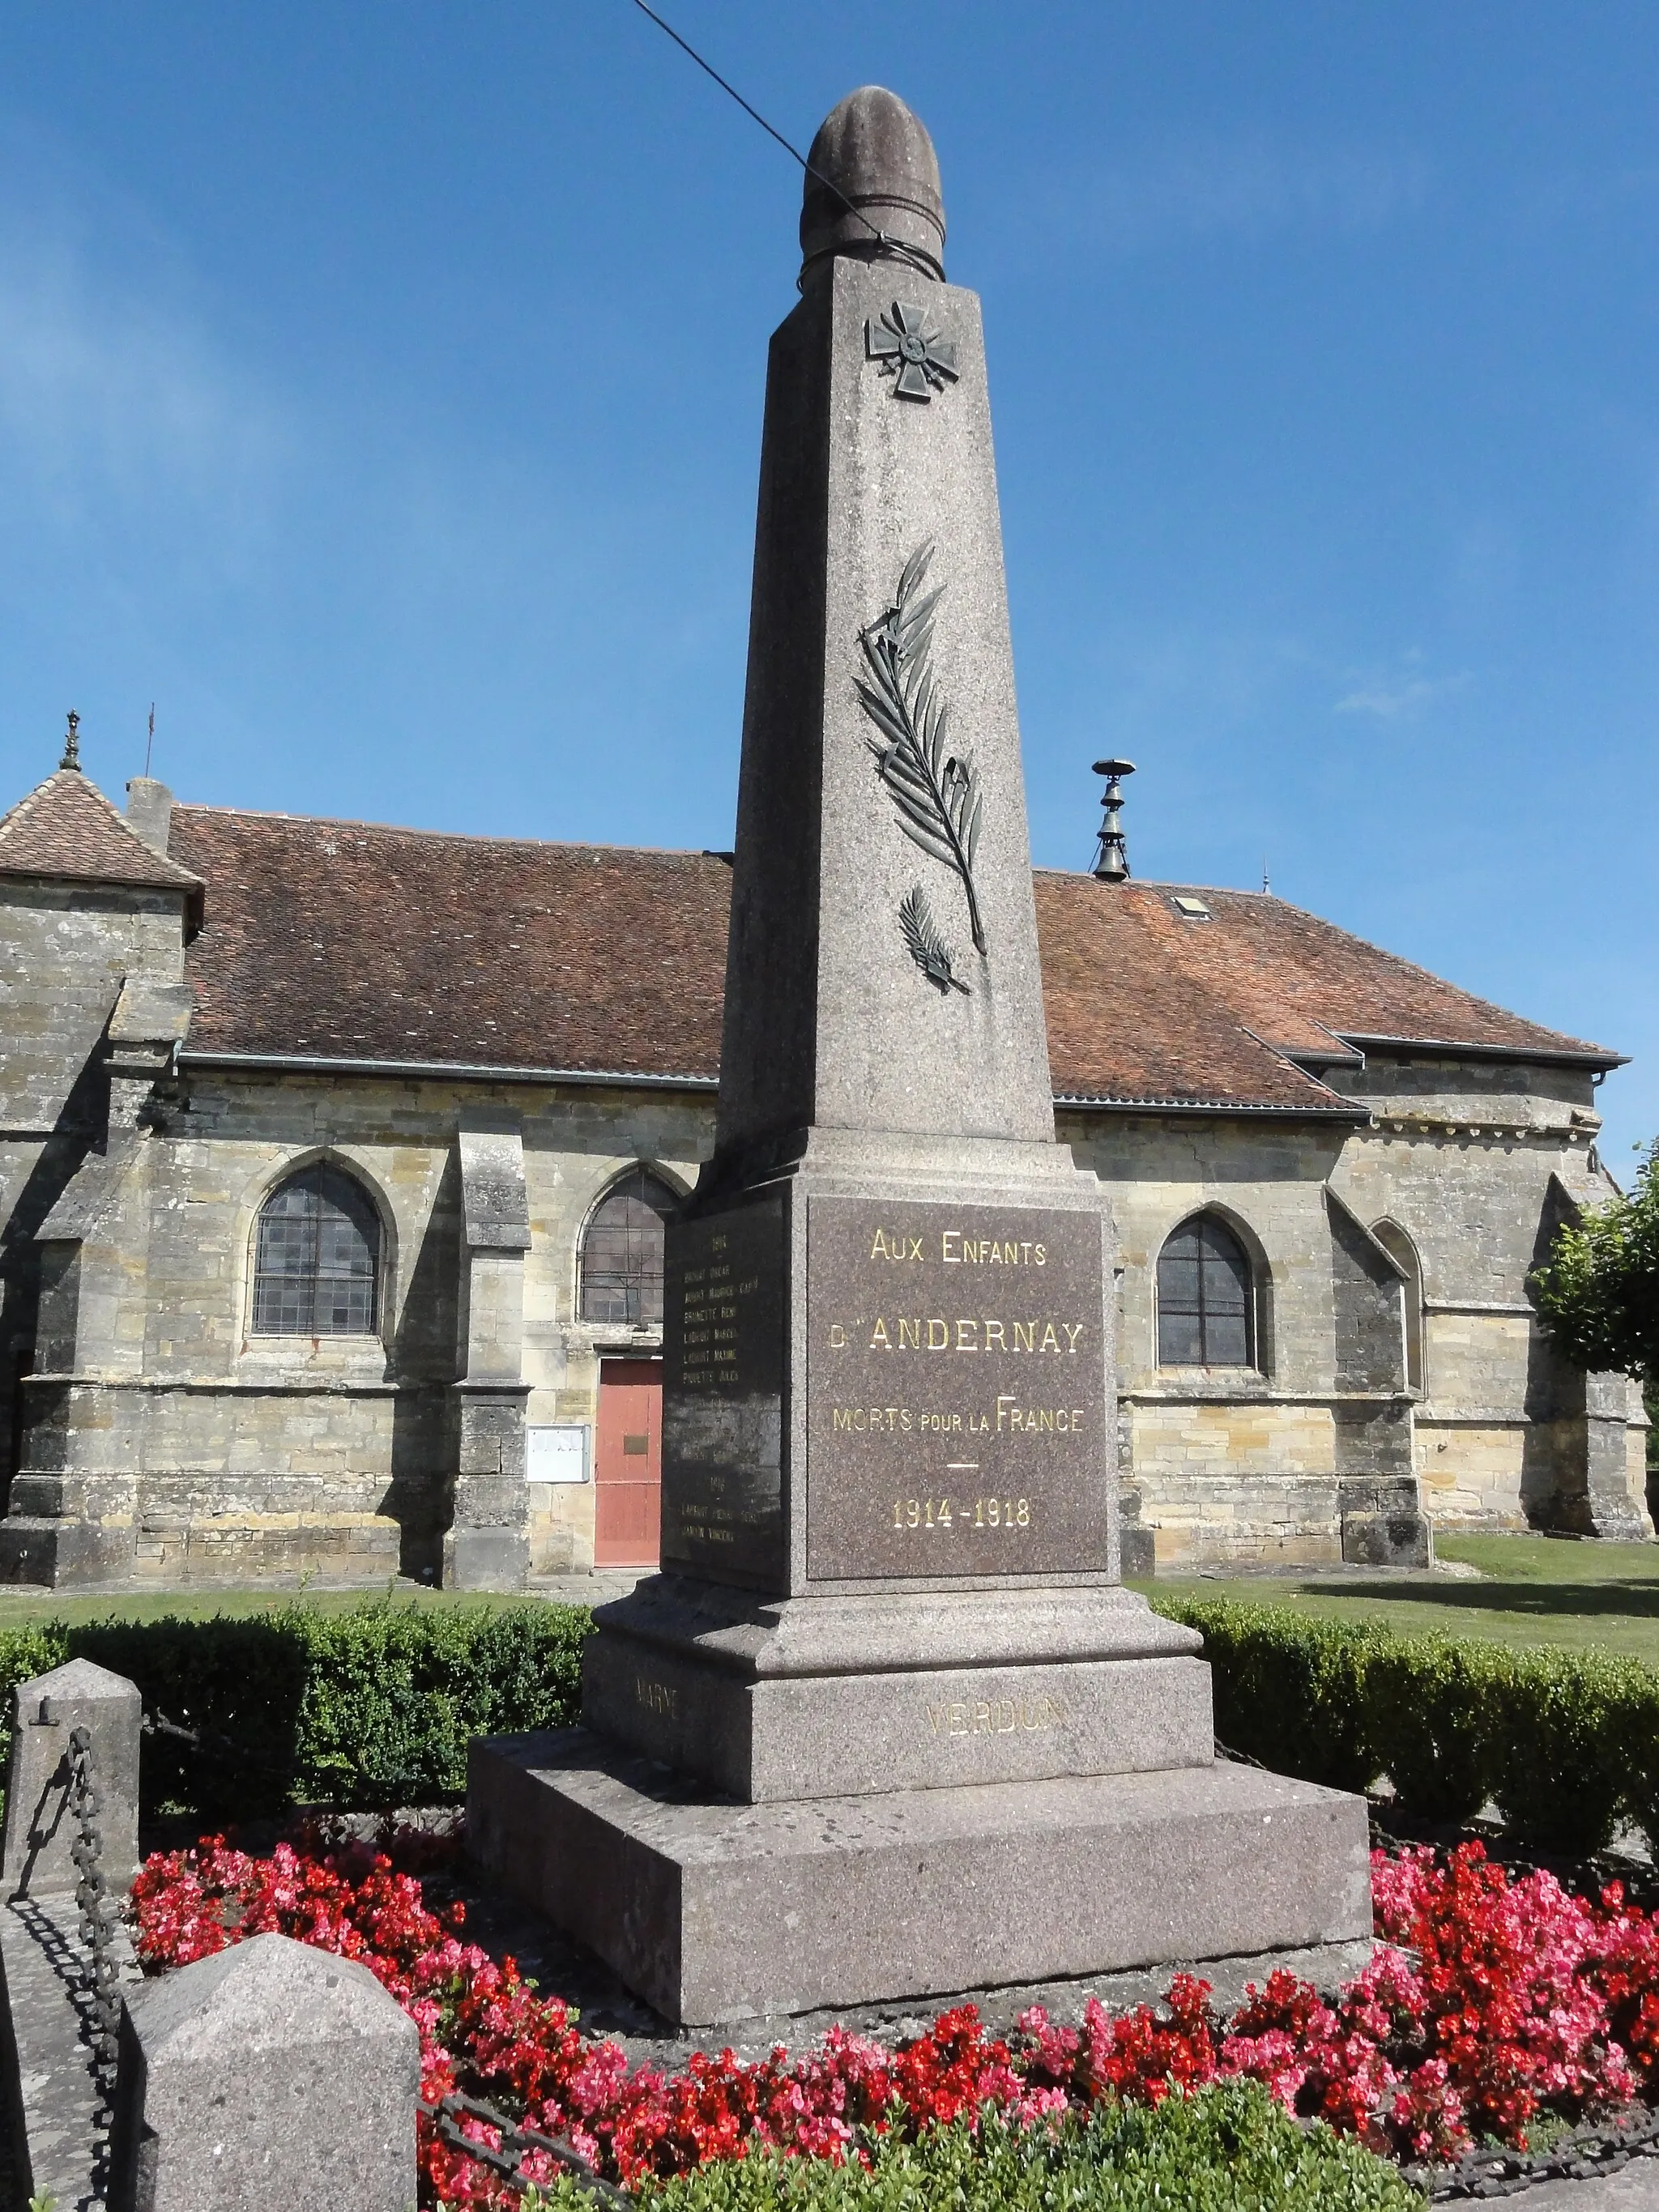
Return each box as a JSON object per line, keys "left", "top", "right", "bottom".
{"left": 660, "top": 1194, "right": 787, "bottom": 1588}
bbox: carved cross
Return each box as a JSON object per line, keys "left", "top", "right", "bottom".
{"left": 865, "top": 300, "right": 959, "bottom": 401}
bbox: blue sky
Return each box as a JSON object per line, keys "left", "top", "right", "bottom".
{"left": 2, "top": 3, "right": 1656, "bottom": 1159}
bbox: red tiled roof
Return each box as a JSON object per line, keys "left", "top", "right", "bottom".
{"left": 168, "top": 807, "right": 730, "bottom": 1081}
{"left": 1033, "top": 876, "right": 1617, "bottom": 1106}
{"left": 0, "top": 770, "right": 202, "bottom": 893}
{"left": 164, "top": 803, "right": 1619, "bottom": 1109}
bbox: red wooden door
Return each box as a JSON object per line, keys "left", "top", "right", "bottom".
{"left": 593, "top": 1358, "right": 663, "bottom": 1568}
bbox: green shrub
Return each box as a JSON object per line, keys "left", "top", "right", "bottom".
{"left": 0, "top": 1600, "right": 591, "bottom": 1822}
{"left": 1365, "top": 1638, "right": 1504, "bottom": 1826}
{"left": 0, "top": 1621, "right": 73, "bottom": 1806}
{"left": 290, "top": 1599, "right": 589, "bottom": 1808}
{"left": 527, "top": 2088, "right": 1418, "bottom": 2211}
{"left": 1155, "top": 1599, "right": 1387, "bottom": 1793}
{"left": 75, "top": 1614, "right": 313, "bottom": 1820}
{"left": 1616, "top": 1669, "right": 1659, "bottom": 1865}
{"left": 1485, "top": 1646, "right": 1644, "bottom": 1858}
{"left": 1149, "top": 1595, "right": 1659, "bottom": 1860}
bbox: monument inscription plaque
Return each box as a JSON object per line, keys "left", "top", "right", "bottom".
{"left": 806, "top": 1196, "right": 1111, "bottom": 1581}
{"left": 661, "top": 1196, "right": 786, "bottom": 1587}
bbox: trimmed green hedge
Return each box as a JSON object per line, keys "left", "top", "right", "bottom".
{"left": 7, "top": 1588, "right": 1657, "bottom": 1860}
{"left": 0, "top": 1600, "right": 591, "bottom": 1821}
{"left": 527, "top": 2086, "right": 1418, "bottom": 2211}
{"left": 1156, "top": 1596, "right": 1659, "bottom": 1860}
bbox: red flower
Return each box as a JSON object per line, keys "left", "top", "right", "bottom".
{"left": 128, "top": 1829, "right": 1659, "bottom": 2203}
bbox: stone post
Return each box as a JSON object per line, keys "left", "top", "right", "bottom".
{"left": 1, "top": 1660, "right": 143, "bottom": 2212}
{"left": 443, "top": 1122, "right": 531, "bottom": 1590}
{"left": 1, "top": 1656, "right": 141, "bottom": 1899}
{"left": 109, "top": 1932, "right": 420, "bottom": 2212}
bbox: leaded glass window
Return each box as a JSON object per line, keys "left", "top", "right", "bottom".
{"left": 252, "top": 1165, "right": 381, "bottom": 1336}
{"left": 579, "top": 1169, "right": 676, "bottom": 1325}
{"left": 1157, "top": 1215, "right": 1254, "bottom": 1367}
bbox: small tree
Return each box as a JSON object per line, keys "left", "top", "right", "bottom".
{"left": 1531, "top": 1138, "right": 1659, "bottom": 1383}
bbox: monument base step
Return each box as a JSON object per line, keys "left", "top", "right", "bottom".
{"left": 467, "top": 1728, "right": 1372, "bottom": 2027}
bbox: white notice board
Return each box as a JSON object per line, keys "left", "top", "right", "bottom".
{"left": 526, "top": 1426, "right": 589, "bottom": 1484}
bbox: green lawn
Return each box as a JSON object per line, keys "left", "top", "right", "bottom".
{"left": 4, "top": 1533, "right": 1659, "bottom": 1663}
{"left": 1133, "top": 1532, "right": 1659, "bottom": 1663}
{"left": 0, "top": 1579, "right": 539, "bottom": 1630}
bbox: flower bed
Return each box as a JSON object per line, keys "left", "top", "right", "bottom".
{"left": 130, "top": 1829, "right": 1659, "bottom": 2205}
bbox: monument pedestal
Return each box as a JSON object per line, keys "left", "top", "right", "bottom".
{"left": 468, "top": 1730, "right": 1371, "bottom": 2027}
{"left": 580, "top": 1577, "right": 1213, "bottom": 1801}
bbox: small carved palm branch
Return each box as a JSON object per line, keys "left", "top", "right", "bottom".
{"left": 899, "top": 884, "right": 970, "bottom": 994}
{"left": 857, "top": 543, "right": 987, "bottom": 956}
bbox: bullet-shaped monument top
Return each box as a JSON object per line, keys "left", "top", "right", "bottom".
{"left": 800, "top": 86, "right": 946, "bottom": 283}
{"left": 714, "top": 86, "right": 1056, "bottom": 1169}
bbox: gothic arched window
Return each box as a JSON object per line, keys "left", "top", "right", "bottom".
{"left": 579, "top": 1168, "right": 677, "bottom": 1325}
{"left": 1157, "top": 1214, "right": 1255, "bottom": 1368}
{"left": 252, "top": 1163, "right": 382, "bottom": 1336}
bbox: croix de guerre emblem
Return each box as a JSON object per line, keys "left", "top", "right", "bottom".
{"left": 864, "top": 301, "right": 959, "bottom": 401}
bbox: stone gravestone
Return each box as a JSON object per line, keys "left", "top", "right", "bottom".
{"left": 469, "top": 85, "right": 1372, "bottom": 2025}
{"left": 108, "top": 1932, "right": 420, "bottom": 2212}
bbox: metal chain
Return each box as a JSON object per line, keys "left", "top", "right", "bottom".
{"left": 1411, "top": 2106, "right": 1659, "bottom": 2199}
{"left": 422, "top": 2090, "right": 631, "bottom": 2208}
{"left": 66, "top": 1724, "right": 122, "bottom": 2092}
{"left": 140, "top": 1702, "right": 292, "bottom": 1781}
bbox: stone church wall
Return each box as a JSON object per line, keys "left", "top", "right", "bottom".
{"left": 1062, "top": 1110, "right": 1412, "bottom": 1567}
{"left": 1330, "top": 1052, "right": 1648, "bottom": 1539}
{"left": 35, "top": 1069, "right": 716, "bottom": 1583}
{"left": 2, "top": 912, "right": 1646, "bottom": 1583}
{"left": 515, "top": 1089, "right": 709, "bottom": 1571}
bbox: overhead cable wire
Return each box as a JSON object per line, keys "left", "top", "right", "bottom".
{"left": 624, "top": 0, "right": 940, "bottom": 282}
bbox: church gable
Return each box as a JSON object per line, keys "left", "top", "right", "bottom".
{"left": 0, "top": 767, "right": 202, "bottom": 895}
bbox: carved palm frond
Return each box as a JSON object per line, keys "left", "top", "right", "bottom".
{"left": 856, "top": 543, "right": 987, "bottom": 956}
{"left": 899, "top": 884, "right": 970, "bottom": 995}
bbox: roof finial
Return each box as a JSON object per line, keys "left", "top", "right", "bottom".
{"left": 1091, "top": 757, "right": 1133, "bottom": 882}
{"left": 60, "top": 710, "right": 82, "bottom": 773}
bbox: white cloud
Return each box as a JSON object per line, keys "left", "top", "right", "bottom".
{"left": 1335, "top": 664, "right": 1471, "bottom": 720}
{"left": 0, "top": 151, "right": 296, "bottom": 590}
{"left": 1063, "top": 131, "right": 1432, "bottom": 258}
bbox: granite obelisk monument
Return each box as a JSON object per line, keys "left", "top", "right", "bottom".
{"left": 471, "top": 87, "right": 1371, "bottom": 2025}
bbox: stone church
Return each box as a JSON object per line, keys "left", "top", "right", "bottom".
{"left": 0, "top": 732, "right": 1646, "bottom": 1589}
